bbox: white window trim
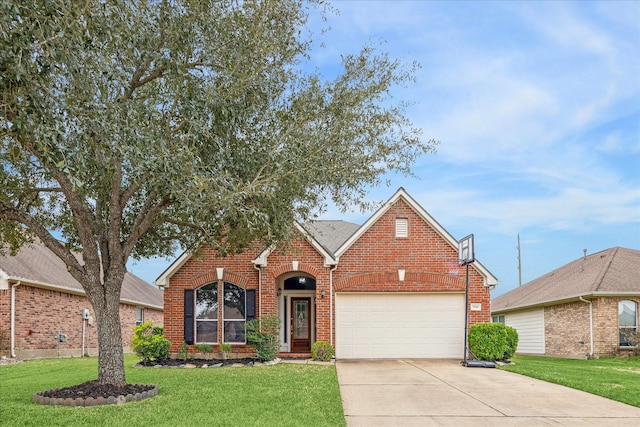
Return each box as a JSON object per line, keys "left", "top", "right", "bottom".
{"left": 619, "top": 300, "right": 638, "bottom": 347}
{"left": 223, "top": 283, "right": 247, "bottom": 344}
{"left": 195, "top": 284, "right": 219, "bottom": 344}
{"left": 135, "top": 307, "right": 144, "bottom": 326}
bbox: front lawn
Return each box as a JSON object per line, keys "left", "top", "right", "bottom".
{"left": 500, "top": 355, "right": 640, "bottom": 408}
{"left": 0, "top": 355, "right": 345, "bottom": 427}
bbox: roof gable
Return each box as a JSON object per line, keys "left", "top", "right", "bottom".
{"left": 492, "top": 247, "right": 640, "bottom": 312}
{"left": 334, "top": 188, "right": 498, "bottom": 286}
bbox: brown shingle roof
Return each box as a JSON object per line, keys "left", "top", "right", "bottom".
{"left": 492, "top": 247, "right": 640, "bottom": 313}
{"left": 0, "top": 240, "right": 163, "bottom": 310}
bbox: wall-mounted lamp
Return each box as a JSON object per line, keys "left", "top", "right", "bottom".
{"left": 321, "top": 289, "right": 326, "bottom": 299}
{"left": 292, "top": 260, "right": 299, "bottom": 271}
{"left": 216, "top": 267, "right": 224, "bottom": 281}
{"left": 277, "top": 288, "right": 282, "bottom": 297}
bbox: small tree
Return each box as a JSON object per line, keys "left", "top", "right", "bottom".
{"left": 246, "top": 316, "right": 281, "bottom": 362}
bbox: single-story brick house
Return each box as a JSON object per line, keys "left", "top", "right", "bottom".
{"left": 491, "top": 247, "right": 640, "bottom": 359}
{"left": 157, "top": 188, "right": 498, "bottom": 359}
{"left": 0, "top": 240, "right": 163, "bottom": 360}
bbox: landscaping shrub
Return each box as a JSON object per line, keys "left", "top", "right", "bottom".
{"left": 194, "top": 343, "right": 213, "bottom": 355}
{"left": 311, "top": 341, "right": 334, "bottom": 361}
{"left": 131, "top": 321, "right": 170, "bottom": 365}
{"left": 468, "top": 322, "right": 518, "bottom": 362}
{"left": 246, "top": 315, "right": 281, "bottom": 362}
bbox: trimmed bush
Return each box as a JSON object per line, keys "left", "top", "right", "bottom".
{"left": 468, "top": 322, "right": 518, "bottom": 362}
{"left": 246, "top": 315, "right": 281, "bottom": 362}
{"left": 311, "top": 341, "right": 334, "bottom": 361}
{"left": 131, "top": 321, "right": 170, "bottom": 365}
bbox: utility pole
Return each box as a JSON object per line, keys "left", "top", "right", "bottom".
{"left": 517, "top": 234, "right": 522, "bottom": 287}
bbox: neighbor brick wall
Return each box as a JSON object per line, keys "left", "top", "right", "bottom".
{"left": 0, "top": 284, "right": 162, "bottom": 359}
{"left": 545, "top": 301, "right": 591, "bottom": 358}
{"left": 544, "top": 297, "right": 640, "bottom": 359}
{"left": 593, "top": 297, "right": 639, "bottom": 358}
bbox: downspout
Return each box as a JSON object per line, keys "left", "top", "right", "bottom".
{"left": 329, "top": 264, "right": 337, "bottom": 347}
{"left": 579, "top": 296, "right": 594, "bottom": 358}
{"left": 11, "top": 281, "right": 21, "bottom": 358}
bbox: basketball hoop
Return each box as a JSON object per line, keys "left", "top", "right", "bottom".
{"left": 458, "top": 234, "right": 474, "bottom": 265}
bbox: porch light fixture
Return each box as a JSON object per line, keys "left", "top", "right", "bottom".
{"left": 321, "top": 289, "right": 325, "bottom": 298}
{"left": 277, "top": 288, "right": 282, "bottom": 297}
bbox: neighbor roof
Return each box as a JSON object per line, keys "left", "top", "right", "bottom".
{"left": 0, "top": 240, "right": 163, "bottom": 310}
{"left": 492, "top": 247, "right": 640, "bottom": 313}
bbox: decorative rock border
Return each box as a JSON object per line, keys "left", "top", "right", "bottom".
{"left": 32, "top": 385, "right": 158, "bottom": 406}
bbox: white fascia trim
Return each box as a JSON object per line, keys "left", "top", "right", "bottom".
{"left": 2, "top": 275, "right": 86, "bottom": 296}
{"left": 155, "top": 250, "right": 191, "bottom": 288}
{"left": 0, "top": 269, "right": 8, "bottom": 290}
{"left": 252, "top": 245, "right": 275, "bottom": 267}
{"left": 294, "top": 222, "right": 338, "bottom": 267}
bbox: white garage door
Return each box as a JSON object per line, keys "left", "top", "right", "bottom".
{"left": 335, "top": 293, "right": 465, "bottom": 359}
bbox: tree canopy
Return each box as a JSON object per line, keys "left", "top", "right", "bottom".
{"left": 0, "top": 0, "right": 437, "bottom": 386}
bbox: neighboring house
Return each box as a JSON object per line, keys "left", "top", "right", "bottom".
{"left": 0, "top": 240, "right": 163, "bottom": 360}
{"left": 491, "top": 247, "right": 640, "bottom": 359}
{"left": 158, "top": 188, "right": 498, "bottom": 359}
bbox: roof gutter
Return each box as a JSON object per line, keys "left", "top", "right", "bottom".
{"left": 579, "top": 296, "right": 594, "bottom": 358}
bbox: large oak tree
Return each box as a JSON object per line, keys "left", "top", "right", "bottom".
{"left": 0, "top": 0, "right": 436, "bottom": 386}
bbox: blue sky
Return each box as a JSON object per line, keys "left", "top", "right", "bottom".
{"left": 128, "top": 1, "right": 640, "bottom": 298}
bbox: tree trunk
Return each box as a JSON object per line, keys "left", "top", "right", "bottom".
{"left": 95, "top": 295, "right": 126, "bottom": 386}
{"left": 89, "top": 271, "right": 127, "bottom": 386}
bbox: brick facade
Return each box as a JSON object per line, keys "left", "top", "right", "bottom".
{"left": 0, "top": 284, "right": 163, "bottom": 359}
{"left": 163, "top": 193, "right": 494, "bottom": 357}
{"left": 544, "top": 297, "right": 639, "bottom": 359}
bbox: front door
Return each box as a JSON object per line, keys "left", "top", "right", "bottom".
{"left": 291, "top": 297, "right": 311, "bottom": 352}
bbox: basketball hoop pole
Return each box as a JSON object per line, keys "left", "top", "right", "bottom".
{"left": 463, "top": 261, "right": 470, "bottom": 365}
{"left": 458, "top": 234, "right": 474, "bottom": 366}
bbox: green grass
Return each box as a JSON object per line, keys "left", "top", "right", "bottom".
{"left": 500, "top": 355, "right": 640, "bottom": 407}
{"left": 0, "top": 355, "right": 346, "bottom": 427}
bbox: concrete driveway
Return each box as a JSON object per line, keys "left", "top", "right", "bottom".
{"left": 336, "top": 359, "right": 640, "bottom": 426}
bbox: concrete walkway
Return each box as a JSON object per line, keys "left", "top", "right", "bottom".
{"left": 336, "top": 359, "right": 640, "bottom": 426}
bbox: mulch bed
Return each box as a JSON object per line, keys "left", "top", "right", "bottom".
{"left": 32, "top": 358, "right": 258, "bottom": 406}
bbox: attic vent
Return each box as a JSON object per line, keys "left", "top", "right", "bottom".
{"left": 395, "top": 218, "right": 408, "bottom": 238}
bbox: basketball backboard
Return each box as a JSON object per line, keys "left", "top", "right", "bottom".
{"left": 458, "top": 234, "right": 474, "bottom": 265}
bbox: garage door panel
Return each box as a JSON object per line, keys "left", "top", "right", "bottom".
{"left": 336, "top": 293, "right": 464, "bottom": 359}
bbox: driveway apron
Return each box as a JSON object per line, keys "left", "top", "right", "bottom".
{"left": 336, "top": 359, "right": 640, "bottom": 426}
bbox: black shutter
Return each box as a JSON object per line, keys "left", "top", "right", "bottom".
{"left": 184, "top": 289, "right": 194, "bottom": 345}
{"left": 246, "top": 289, "right": 256, "bottom": 321}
